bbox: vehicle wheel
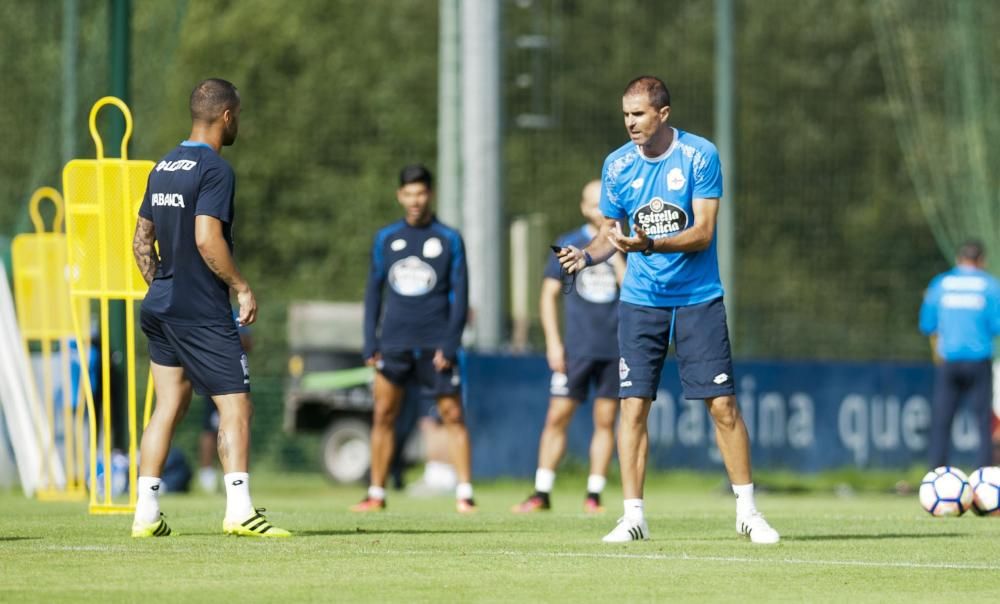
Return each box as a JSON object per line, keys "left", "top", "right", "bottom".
{"left": 320, "top": 418, "right": 372, "bottom": 483}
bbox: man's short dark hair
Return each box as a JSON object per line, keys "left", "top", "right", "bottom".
{"left": 958, "top": 239, "right": 985, "bottom": 262}
{"left": 399, "top": 164, "right": 433, "bottom": 189}
{"left": 190, "top": 78, "right": 240, "bottom": 122}
{"left": 623, "top": 76, "right": 671, "bottom": 110}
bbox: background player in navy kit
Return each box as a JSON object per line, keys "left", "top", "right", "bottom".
{"left": 513, "top": 180, "right": 624, "bottom": 514}
{"left": 130, "top": 78, "right": 289, "bottom": 538}
{"left": 558, "top": 76, "right": 779, "bottom": 544}
{"left": 353, "top": 164, "right": 475, "bottom": 513}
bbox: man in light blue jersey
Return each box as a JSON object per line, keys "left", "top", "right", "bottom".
{"left": 919, "top": 240, "right": 1000, "bottom": 469}
{"left": 558, "top": 75, "right": 779, "bottom": 544}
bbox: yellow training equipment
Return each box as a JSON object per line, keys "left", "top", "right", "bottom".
{"left": 63, "top": 97, "right": 156, "bottom": 515}
{"left": 11, "top": 188, "right": 87, "bottom": 500}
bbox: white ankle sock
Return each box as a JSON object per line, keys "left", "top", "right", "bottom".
{"left": 587, "top": 474, "right": 606, "bottom": 494}
{"left": 732, "top": 483, "right": 757, "bottom": 517}
{"left": 623, "top": 498, "right": 644, "bottom": 523}
{"left": 534, "top": 468, "right": 555, "bottom": 493}
{"left": 368, "top": 485, "right": 386, "bottom": 501}
{"left": 224, "top": 472, "right": 253, "bottom": 521}
{"left": 135, "top": 476, "right": 162, "bottom": 524}
{"left": 456, "top": 482, "right": 474, "bottom": 500}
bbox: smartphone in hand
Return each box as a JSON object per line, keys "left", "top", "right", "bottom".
{"left": 550, "top": 245, "right": 575, "bottom": 294}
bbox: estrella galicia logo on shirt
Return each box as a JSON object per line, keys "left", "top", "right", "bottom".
{"left": 388, "top": 256, "right": 437, "bottom": 296}
{"left": 633, "top": 197, "right": 688, "bottom": 237}
{"left": 576, "top": 262, "right": 617, "bottom": 304}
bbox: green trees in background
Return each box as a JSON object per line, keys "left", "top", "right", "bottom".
{"left": 0, "top": 0, "right": 954, "bottom": 371}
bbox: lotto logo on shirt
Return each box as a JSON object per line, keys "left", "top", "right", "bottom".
{"left": 388, "top": 256, "right": 437, "bottom": 296}
{"left": 155, "top": 159, "right": 197, "bottom": 172}
{"left": 633, "top": 197, "right": 687, "bottom": 237}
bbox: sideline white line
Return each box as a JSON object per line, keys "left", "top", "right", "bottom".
{"left": 43, "top": 545, "right": 127, "bottom": 552}
{"left": 365, "top": 548, "right": 999, "bottom": 571}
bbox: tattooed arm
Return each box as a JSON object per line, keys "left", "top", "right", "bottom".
{"left": 132, "top": 217, "right": 160, "bottom": 285}
{"left": 194, "top": 214, "right": 257, "bottom": 326}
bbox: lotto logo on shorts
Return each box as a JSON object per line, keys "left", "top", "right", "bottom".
{"left": 240, "top": 353, "right": 250, "bottom": 385}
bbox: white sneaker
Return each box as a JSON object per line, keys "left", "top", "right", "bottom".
{"left": 737, "top": 512, "right": 780, "bottom": 544}
{"left": 601, "top": 517, "right": 650, "bottom": 543}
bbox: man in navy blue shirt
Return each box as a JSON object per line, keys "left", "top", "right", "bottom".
{"left": 513, "top": 180, "right": 624, "bottom": 514}
{"left": 559, "top": 76, "right": 779, "bottom": 544}
{"left": 919, "top": 240, "right": 1000, "bottom": 469}
{"left": 353, "top": 164, "right": 475, "bottom": 513}
{"left": 131, "top": 78, "right": 288, "bottom": 538}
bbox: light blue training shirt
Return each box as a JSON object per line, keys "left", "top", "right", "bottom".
{"left": 599, "top": 127, "right": 724, "bottom": 307}
{"left": 919, "top": 265, "right": 1000, "bottom": 361}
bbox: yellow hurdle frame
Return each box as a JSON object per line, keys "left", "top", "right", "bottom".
{"left": 63, "top": 97, "right": 156, "bottom": 515}
{"left": 11, "top": 188, "right": 88, "bottom": 501}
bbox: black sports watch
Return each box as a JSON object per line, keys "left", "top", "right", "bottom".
{"left": 641, "top": 238, "right": 655, "bottom": 256}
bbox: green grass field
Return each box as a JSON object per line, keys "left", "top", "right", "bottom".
{"left": 2, "top": 472, "right": 999, "bottom": 603}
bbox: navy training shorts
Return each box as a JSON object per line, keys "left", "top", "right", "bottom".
{"left": 377, "top": 349, "right": 462, "bottom": 397}
{"left": 141, "top": 310, "right": 250, "bottom": 397}
{"left": 549, "top": 357, "right": 619, "bottom": 402}
{"left": 617, "top": 297, "right": 735, "bottom": 400}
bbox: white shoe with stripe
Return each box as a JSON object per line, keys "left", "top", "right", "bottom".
{"left": 737, "top": 512, "right": 780, "bottom": 544}
{"left": 601, "top": 517, "right": 650, "bottom": 543}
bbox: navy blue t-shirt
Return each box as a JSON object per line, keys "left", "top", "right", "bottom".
{"left": 137, "top": 141, "right": 236, "bottom": 325}
{"left": 544, "top": 225, "right": 620, "bottom": 360}
{"left": 363, "top": 217, "right": 468, "bottom": 360}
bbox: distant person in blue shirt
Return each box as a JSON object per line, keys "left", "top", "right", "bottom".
{"left": 355, "top": 164, "right": 474, "bottom": 513}
{"left": 131, "top": 78, "right": 288, "bottom": 538}
{"left": 513, "top": 180, "right": 624, "bottom": 515}
{"left": 558, "top": 76, "right": 779, "bottom": 544}
{"left": 919, "top": 240, "right": 1000, "bottom": 469}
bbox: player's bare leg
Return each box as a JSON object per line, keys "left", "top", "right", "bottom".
{"left": 706, "top": 395, "right": 779, "bottom": 544}
{"left": 133, "top": 363, "right": 192, "bottom": 537}
{"left": 139, "top": 364, "right": 193, "bottom": 476}
{"left": 213, "top": 392, "right": 252, "bottom": 473}
{"left": 212, "top": 392, "right": 289, "bottom": 537}
{"left": 514, "top": 397, "right": 575, "bottom": 512}
{"left": 352, "top": 372, "right": 404, "bottom": 511}
{"left": 603, "top": 396, "right": 650, "bottom": 542}
{"left": 437, "top": 394, "right": 475, "bottom": 512}
{"left": 705, "top": 395, "right": 750, "bottom": 484}
{"left": 618, "top": 397, "right": 651, "bottom": 499}
{"left": 585, "top": 397, "right": 617, "bottom": 513}
{"left": 538, "top": 397, "right": 575, "bottom": 470}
